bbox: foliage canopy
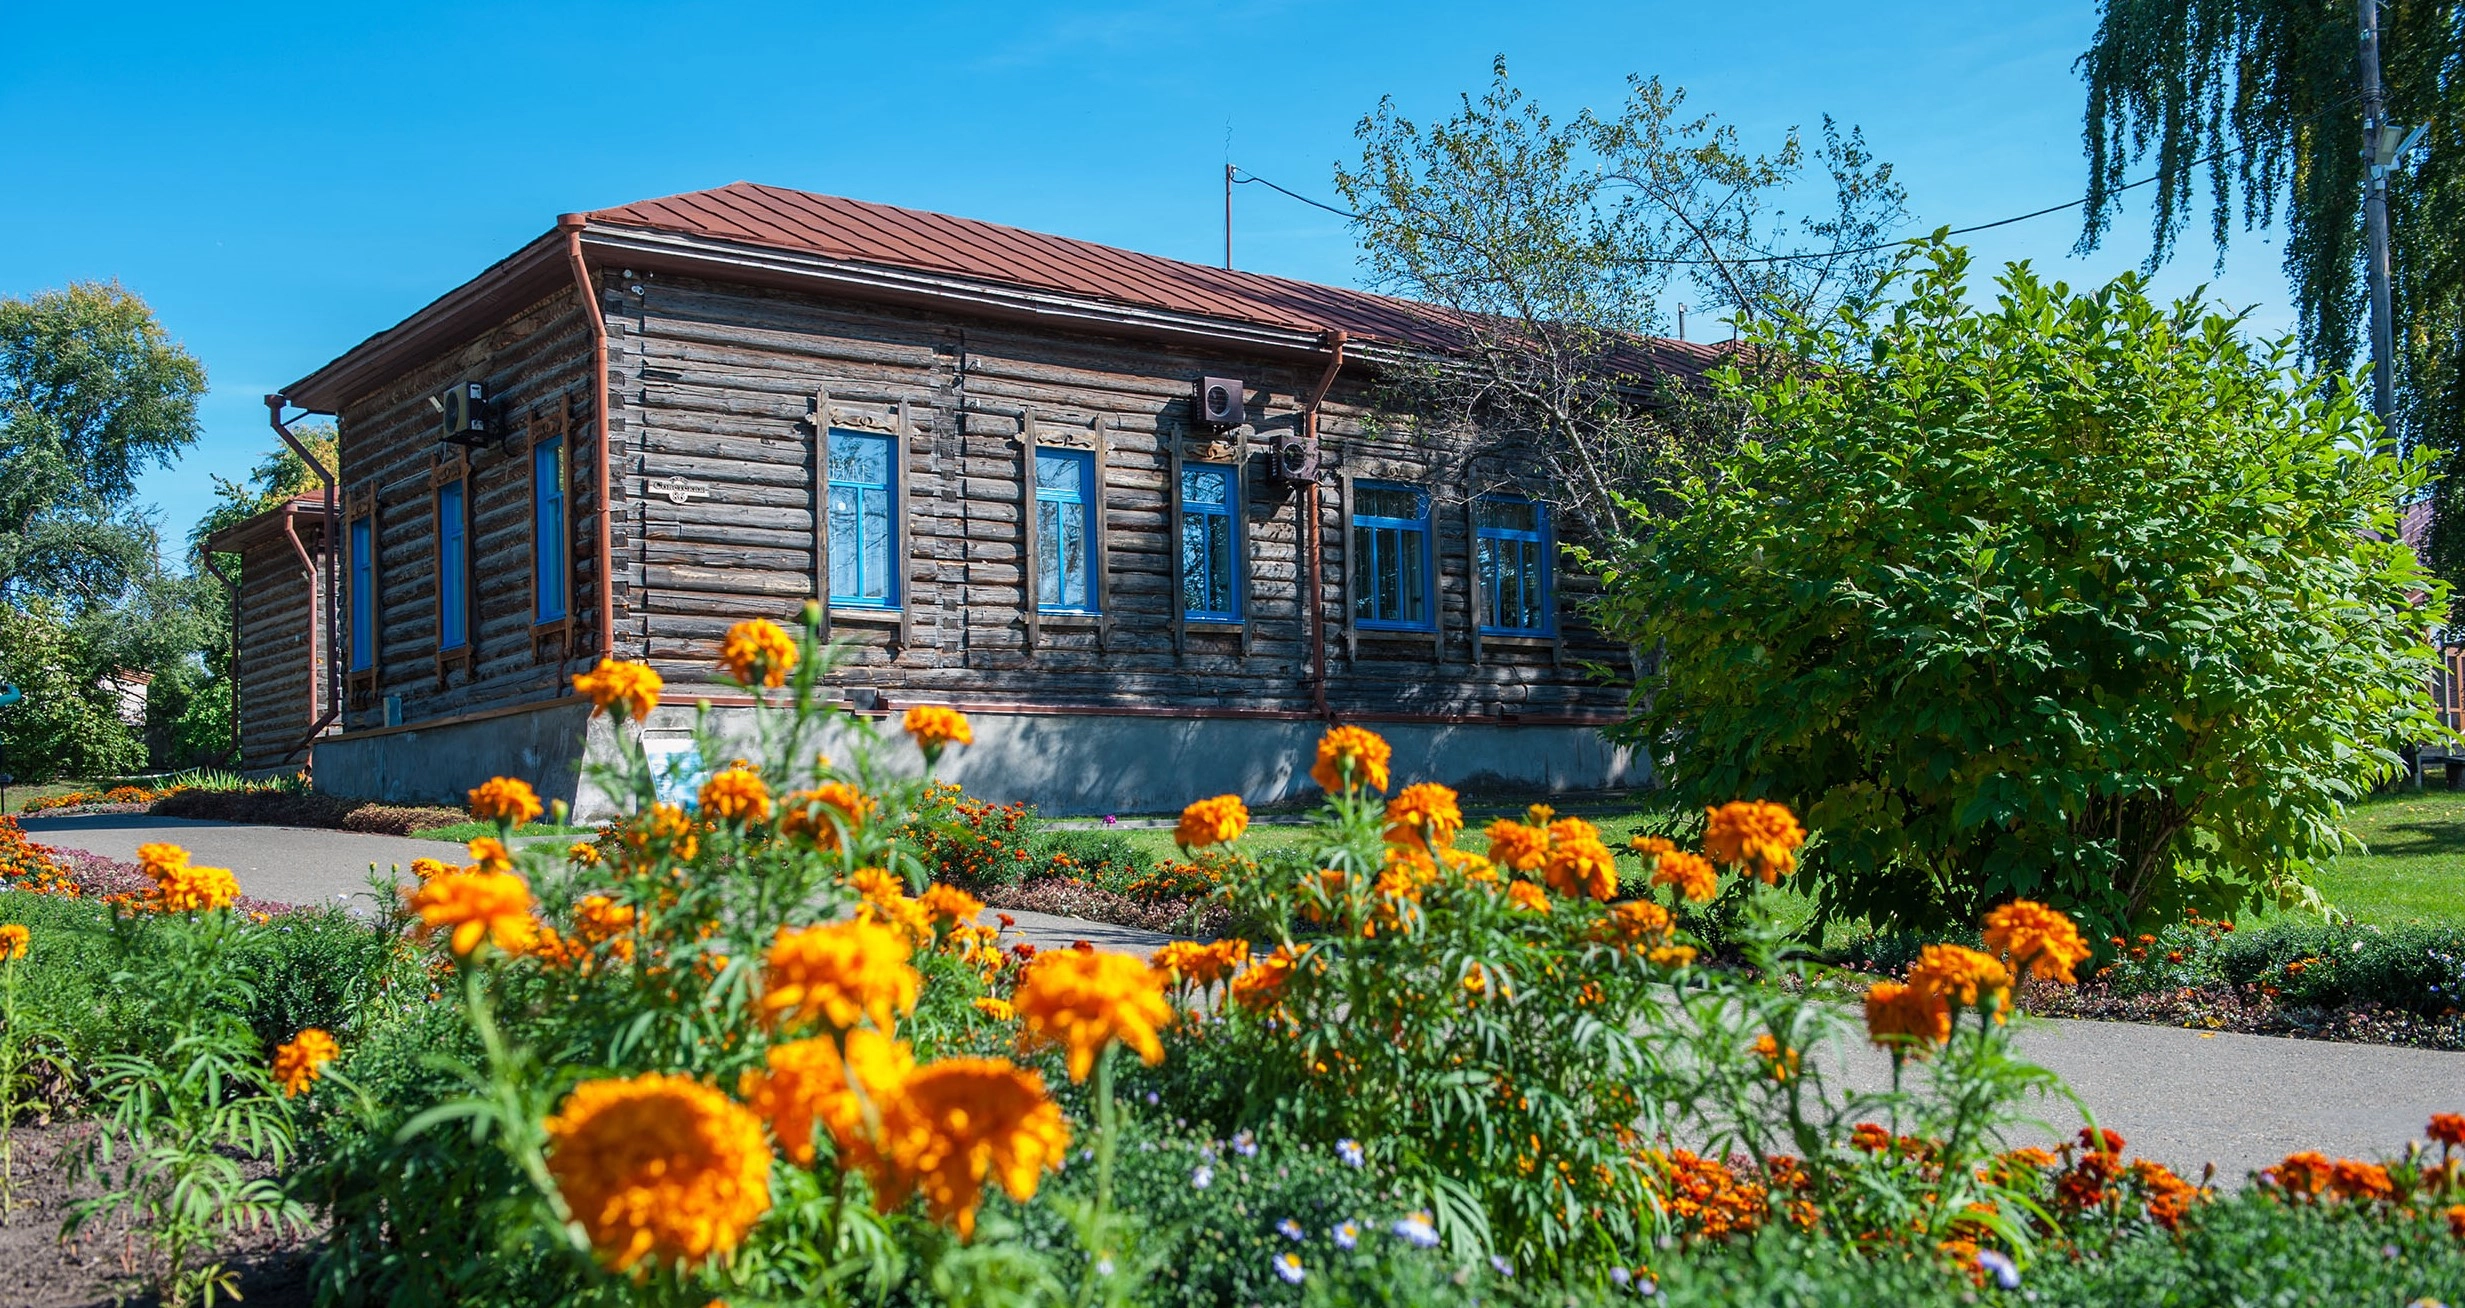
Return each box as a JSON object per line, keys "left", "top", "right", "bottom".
{"left": 1594, "top": 242, "right": 2446, "bottom": 937}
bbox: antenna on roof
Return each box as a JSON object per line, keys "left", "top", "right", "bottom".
{"left": 1224, "top": 163, "right": 1235, "bottom": 271}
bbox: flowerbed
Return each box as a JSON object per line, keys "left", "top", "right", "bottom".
{"left": 0, "top": 607, "right": 2458, "bottom": 1306}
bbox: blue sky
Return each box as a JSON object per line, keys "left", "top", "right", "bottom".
{"left": 1, "top": 1, "right": 2294, "bottom": 559}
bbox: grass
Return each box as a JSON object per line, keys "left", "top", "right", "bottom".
{"left": 2292, "top": 787, "right": 2465, "bottom": 926}
{"left": 1, "top": 779, "right": 102, "bottom": 815}
{"left": 415, "top": 820, "right": 597, "bottom": 844}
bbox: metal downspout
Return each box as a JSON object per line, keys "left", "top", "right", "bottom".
{"left": 266, "top": 397, "right": 340, "bottom": 751}
{"left": 559, "top": 215, "right": 616, "bottom": 661}
{"left": 1301, "top": 330, "right": 1347, "bottom": 720}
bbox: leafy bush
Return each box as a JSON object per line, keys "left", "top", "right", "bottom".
{"left": 2211, "top": 919, "right": 2465, "bottom": 1015}
{"left": 1595, "top": 241, "right": 2447, "bottom": 941}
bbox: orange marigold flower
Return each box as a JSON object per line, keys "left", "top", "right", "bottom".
{"left": 1646, "top": 943, "right": 1699, "bottom": 969}
{"left": 1484, "top": 818, "right": 1550, "bottom": 873}
{"left": 1595, "top": 899, "right": 1675, "bottom": 951}
{"left": 1907, "top": 943, "right": 2013, "bottom": 1019}
{"left": 2266, "top": 1151, "right": 2333, "bottom": 1197}
{"left": 467, "top": 836, "right": 514, "bottom": 874}
{"left": 1651, "top": 850, "right": 1719, "bottom": 904}
{"left": 779, "top": 783, "right": 873, "bottom": 850}
{"left": 1175, "top": 794, "right": 1249, "bottom": 849}
{"left": 872, "top": 1057, "right": 1070, "bottom": 1239}
{"left": 408, "top": 856, "right": 452, "bottom": 882}
{"left": 1981, "top": 900, "right": 2092, "bottom": 985}
{"left": 918, "top": 884, "right": 985, "bottom": 928}
{"left": 973, "top": 997, "right": 1016, "bottom": 1021}
{"left": 1384, "top": 782, "right": 1463, "bottom": 848}
{"left": 1310, "top": 724, "right": 1392, "bottom": 794}
{"left": 1014, "top": 949, "right": 1173, "bottom": 1082}
{"left": 2446, "top": 1203, "right": 2465, "bottom": 1240}
{"left": 1542, "top": 818, "right": 1617, "bottom": 901}
{"left": 1863, "top": 980, "right": 1951, "bottom": 1053}
{"left": 1701, "top": 800, "right": 1806, "bottom": 883}
{"left": 1230, "top": 944, "right": 1302, "bottom": 1012}
{"left": 135, "top": 842, "right": 239, "bottom": 914}
{"left": 1504, "top": 880, "right": 1551, "bottom": 914}
{"left": 407, "top": 870, "right": 538, "bottom": 958}
{"left": 1630, "top": 833, "right": 1677, "bottom": 857}
{"left": 760, "top": 920, "right": 919, "bottom": 1033}
{"left": 902, "top": 705, "right": 974, "bottom": 753}
{"left": 719, "top": 617, "right": 799, "bottom": 689}
{"left": 738, "top": 1028, "right": 914, "bottom": 1167}
{"left": 574, "top": 894, "right": 637, "bottom": 947}
{"left": 700, "top": 767, "right": 772, "bottom": 823}
{"left": 1751, "top": 1033, "right": 1799, "bottom": 1082}
{"left": 567, "top": 842, "right": 601, "bottom": 866}
{"left": 2428, "top": 1113, "right": 2465, "bottom": 1150}
{"left": 1150, "top": 938, "right": 1249, "bottom": 989}
{"left": 544, "top": 1072, "right": 772, "bottom": 1271}
{"left": 2328, "top": 1158, "right": 2393, "bottom": 1201}
{"left": 574, "top": 658, "right": 662, "bottom": 720}
{"left": 0, "top": 923, "right": 25, "bottom": 962}
{"left": 467, "top": 776, "right": 543, "bottom": 827}
{"left": 272, "top": 1027, "right": 339, "bottom": 1097}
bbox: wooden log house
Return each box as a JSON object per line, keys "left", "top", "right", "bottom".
{"left": 256, "top": 184, "right": 1714, "bottom": 816}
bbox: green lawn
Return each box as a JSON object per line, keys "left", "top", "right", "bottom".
{"left": 2, "top": 779, "right": 102, "bottom": 815}
{"left": 2292, "top": 788, "right": 2465, "bottom": 926}
{"left": 415, "top": 820, "right": 597, "bottom": 844}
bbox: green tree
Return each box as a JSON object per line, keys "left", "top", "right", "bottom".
{"left": 0, "top": 282, "right": 205, "bottom": 607}
{"left": 1592, "top": 242, "right": 2444, "bottom": 938}
{"left": 185, "top": 424, "right": 335, "bottom": 559}
{"left": 2076, "top": 1, "right": 2465, "bottom": 595}
{"left": 1334, "top": 59, "right": 1905, "bottom": 534}
{"left": 0, "top": 598, "right": 148, "bottom": 783}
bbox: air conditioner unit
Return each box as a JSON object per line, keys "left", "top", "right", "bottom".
{"left": 1195, "top": 376, "right": 1245, "bottom": 428}
{"left": 1269, "top": 429, "right": 1320, "bottom": 484}
{"left": 434, "top": 381, "right": 491, "bottom": 447}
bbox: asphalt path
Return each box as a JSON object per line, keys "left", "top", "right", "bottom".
{"left": 17, "top": 817, "right": 2461, "bottom": 1179}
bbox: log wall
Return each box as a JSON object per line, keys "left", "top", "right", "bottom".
{"left": 233, "top": 532, "right": 323, "bottom": 770}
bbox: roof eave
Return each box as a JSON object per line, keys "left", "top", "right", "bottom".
{"left": 279, "top": 230, "right": 573, "bottom": 412}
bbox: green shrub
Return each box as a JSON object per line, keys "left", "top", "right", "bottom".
{"left": 1595, "top": 241, "right": 2447, "bottom": 940}
{"left": 2213, "top": 919, "right": 2465, "bottom": 1015}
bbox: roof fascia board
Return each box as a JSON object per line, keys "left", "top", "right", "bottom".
{"left": 281, "top": 231, "right": 571, "bottom": 411}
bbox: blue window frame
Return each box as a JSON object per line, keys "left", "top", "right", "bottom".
{"left": 348, "top": 517, "right": 373, "bottom": 670}
{"left": 1351, "top": 482, "right": 1433, "bottom": 630}
{"left": 438, "top": 480, "right": 469, "bottom": 650}
{"left": 1475, "top": 495, "right": 1552, "bottom": 633}
{"left": 532, "top": 438, "right": 567, "bottom": 623}
{"left": 1035, "top": 448, "right": 1098, "bottom": 612}
{"left": 826, "top": 430, "right": 898, "bottom": 607}
{"left": 1178, "top": 463, "right": 1240, "bottom": 621}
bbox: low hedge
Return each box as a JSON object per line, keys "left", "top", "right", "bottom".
{"left": 150, "top": 788, "right": 464, "bottom": 835}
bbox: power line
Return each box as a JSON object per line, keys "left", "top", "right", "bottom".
{"left": 1231, "top": 92, "right": 2362, "bottom": 269}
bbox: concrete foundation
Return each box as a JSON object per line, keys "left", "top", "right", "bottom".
{"left": 315, "top": 701, "right": 1644, "bottom": 820}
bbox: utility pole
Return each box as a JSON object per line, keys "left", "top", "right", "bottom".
{"left": 1224, "top": 164, "right": 1234, "bottom": 271}
{"left": 2361, "top": 0, "right": 2398, "bottom": 443}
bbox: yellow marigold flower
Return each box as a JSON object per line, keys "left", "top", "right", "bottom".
{"left": 1310, "top": 724, "right": 1392, "bottom": 794}
{"left": 1647, "top": 943, "right": 1699, "bottom": 969}
{"left": 1906, "top": 943, "right": 2011, "bottom": 1019}
{"left": 1981, "top": 899, "right": 2091, "bottom": 985}
{"left": 918, "top": 883, "right": 985, "bottom": 928}
{"left": 1383, "top": 782, "right": 1463, "bottom": 848}
{"left": 1504, "top": 880, "right": 1551, "bottom": 914}
{"left": 272, "top": 1028, "right": 339, "bottom": 1097}
{"left": 0, "top": 923, "right": 25, "bottom": 962}
{"left": 1174, "top": 794, "right": 1249, "bottom": 849}
{"left": 1229, "top": 944, "right": 1302, "bottom": 1012}
{"left": 567, "top": 842, "right": 601, "bottom": 866}
{"left": 1446, "top": 848, "right": 1499, "bottom": 883}
{"left": 719, "top": 618, "right": 799, "bottom": 689}
{"left": 135, "top": 842, "right": 239, "bottom": 913}
{"left": 1013, "top": 949, "right": 1173, "bottom": 1082}
{"left": 903, "top": 705, "right": 974, "bottom": 754}
{"left": 1702, "top": 800, "right": 1806, "bottom": 884}
{"left": 467, "top": 776, "right": 543, "bottom": 827}
{"left": 1751, "top": 1033, "right": 1799, "bottom": 1082}
{"left": 779, "top": 783, "right": 873, "bottom": 850}
{"left": 699, "top": 767, "right": 772, "bottom": 824}
{"left": 738, "top": 1028, "right": 913, "bottom": 1167}
{"left": 759, "top": 920, "right": 920, "bottom": 1033}
{"left": 409, "top": 856, "right": 452, "bottom": 882}
{"left": 574, "top": 658, "right": 662, "bottom": 720}
{"left": 1864, "top": 980, "right": 1951, "bottom": 1053}
{"left": 1484, "top": 819, "right": 1550, "bottom": 873}
{"left": 1651, "top": 850, "right": 1719, "bottom": 904}
{"left": 872, "top": 1057, "right": 1070, "bottom": 1240}
{"left": 467, "top": 836, "right": 514, "bottom": 874}
{"left": 407, "top": 870, "right": 538, "bottom": 958}
{"left": 973, "top": 997, "right": 1016, "bottom": 1021}
{"left": 544, "top": 1072, "right": 773, "bottom": 1271}
{"left": 1542, "top": 819, "right": 1617, "bottom": 901}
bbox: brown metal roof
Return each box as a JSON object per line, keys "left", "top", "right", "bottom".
{"left": 585, "top": 182, "right": 1722, "bottom": 373}
{"left": 202, "top": 494, "right": 331, "bottom": 557}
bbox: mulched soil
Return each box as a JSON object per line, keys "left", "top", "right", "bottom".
{"left": 977, "top": 877, "right": 1225, "bottom": 938}
{"left": 149, "top": 790, "right": 463, "bottom": 836}
{"left": 2027, "top": 980, "right": 2465, "bottom": 1051}
{"left": 0, "top": 1121, "right": 315, "bottom": 1308}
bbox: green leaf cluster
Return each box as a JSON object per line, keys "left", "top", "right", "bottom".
{"left": 1595, "top": 242, "right": 2448, "bottom": 938}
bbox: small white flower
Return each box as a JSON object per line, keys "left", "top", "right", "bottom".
{"left": 1232, "top": 1130, "right": 1258, "bottom": 1158}
{"left": 1278, "top": 1218, "right": 1305, "bottom": 1241}
{"left": 1489, "top": 1255, "right": 1514, "bottom": 1277}
{"left": 1332, "top": 1220, "right": 1359, "bottom": 1250}
{"left": 1096, "top": 1257, "right": 1115, "bottom": 1276}
{"left": 1192, "top": 1165, "right": 1214, "bottom": 1189}
{"left": 1336, "top": 1138, "right": 1365, "bottom": 1167}
{"left": 1391, "top": 1212, "right": 1440, "bottom": 1249}
{"left": 1975, "top": 1248, "right": 2019, "bottom": 1290}
{"left": 1609, "top": 1267, "right": 1632, "bottom": 1287}
{"left": 1273, "top": 1253, "right": 1305, "bottom": 1285}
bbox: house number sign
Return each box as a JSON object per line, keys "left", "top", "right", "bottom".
{"left": 648, "top": 476, "right": 712, "bottom": 504}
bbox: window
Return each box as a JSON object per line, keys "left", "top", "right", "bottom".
{"left": 826, "top": 430, "right": 897, "bottom": 606}
{"left": 1351, "top": 483, "right": 1432, "bottom": 630}
{"left": 1035, "top": 448, "right": 1097, "bottom": 612}
{"left": 532, "top": 438, "right": 567, "bottom": 623}
{"left": 437, "top": 480, "right": 469, "bottom": 650}
{"left": 349, "top": 517, "right": 374, "bottom": 671}
{"left": 1178, "top": 462, "right": 1240, "bottom": 621}
{"left": 1475, "top": 495, "right": 1551, "bottom": 633}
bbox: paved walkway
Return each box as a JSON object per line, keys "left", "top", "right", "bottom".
{"left": 17, "top": 817, "right": 2460, "bottom": 1179}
